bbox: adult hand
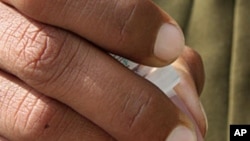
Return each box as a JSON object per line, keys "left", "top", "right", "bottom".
{"left": 1, "top": 0, "right": 184, "bottom": 66}
{"left": 0, "top": 1, "right": 206, "bottom": 141}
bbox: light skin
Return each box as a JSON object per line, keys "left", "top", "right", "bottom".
{"left": 0, "top": 1, "right": 206, "bottom": 141}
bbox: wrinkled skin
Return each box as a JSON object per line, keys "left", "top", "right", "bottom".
{"left": 0, "top": 1, "right": 206, "bottom": 141}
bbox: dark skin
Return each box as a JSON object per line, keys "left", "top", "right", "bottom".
{"left": 0, "top": 1, "right": 206, "bottom": 141}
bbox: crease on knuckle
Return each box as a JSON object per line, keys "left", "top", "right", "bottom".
{"left": 15, "top": 94, "right": 58, "bottom": 140}
{"left": 0, "top": 12, "right": 64, "bottom": 88}
{"left": 0, "top": 80, "right": 57, "bottom": 140}
{"left": 117, "top": 86, "right": 153, "bottom": 131}
{"left": 17, "top": 95, "right": 82, "bottom": 141}
{"left": 14, "top": 25, "right": 66, "bottom": 85}
{"left": 128, "top": 95, "right": 152, "bottom": 129}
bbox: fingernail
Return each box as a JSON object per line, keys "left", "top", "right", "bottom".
{"left": 165, "top": 125, "right": 197, "bottom": 141}
{"left": 154, "top": 23, "right": 184, "bottom": 62}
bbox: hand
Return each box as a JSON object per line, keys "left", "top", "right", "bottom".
{"left": 1, "top": 0, "right": 184, "bottom": 66}
{"left": 0, "top": 1, "right": 206, "bottom": 141}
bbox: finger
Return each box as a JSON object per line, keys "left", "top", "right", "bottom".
{"left": 0, "top": 136, "right": 9, "bottom": 141}
{"left": 178, "top": 47, "right": 205, "bottom": 94}
{"left": 1, "top": 0, "right": 184, "bottom": 66}
{"left": 172, "top": 47, "right": 207, "bottom": 136}
{"left": 0, "top": 71, "right": 115, "bottom": 141}
{"left": 0, "top": 3, "right": 195, "bottom": 141}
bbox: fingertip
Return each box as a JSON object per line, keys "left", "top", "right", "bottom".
{"left": 154, "top": 23, "right": 185, "bottom": 65}
{"left": 165, "top": 125, "right": 197, "bottom": 141}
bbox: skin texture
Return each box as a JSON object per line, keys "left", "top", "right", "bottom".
{"left": 1, "top": 0, "right": 183, "bottom": 66}
{"left": 0, "top": 1, "right": 206, "bottom": 141}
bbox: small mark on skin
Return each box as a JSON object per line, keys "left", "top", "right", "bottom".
{"left": 44, "top": 124, "right": 50, "bottom": 129}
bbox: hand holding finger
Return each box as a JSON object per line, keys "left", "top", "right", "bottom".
{"left": 0, "top": 3, "right": 196, "bottom": 141}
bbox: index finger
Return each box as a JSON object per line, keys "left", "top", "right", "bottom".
{"left": 1, "top": 0, "right": 184, "bottom": 66}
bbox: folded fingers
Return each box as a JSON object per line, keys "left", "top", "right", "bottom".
{"left": 0, "top": 70, "right": 114, "bottom": 141}
{"left": 0, "top": 3, "right": 194, "bottom": 141}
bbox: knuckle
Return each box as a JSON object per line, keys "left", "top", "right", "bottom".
{"left": 1, "top": 5, "right": 92, "bottom": 91}
{"left": 16, "top": 26, "right": 63, "bottom": 82}
{"left": 116, "top": 87, "right": 154, "bottom": 132}
{"left": 0, "top": 6, "right": 67, "bottom": 86}
{"left": 2, "top": 19, "right": 69, "bottom": 86}
{"left": 16, "top": 96, "right": 55, "bottom": 139}
{"left": 112, "top": 83, "right": 176, "bottom": 140}
{"left": 0, "top": 80, "right": 57, "bottom": 140}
